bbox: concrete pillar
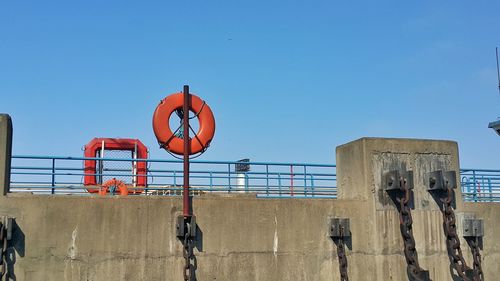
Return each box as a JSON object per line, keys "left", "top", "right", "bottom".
{"left": 336, "top": 137, "right": 465, "bottom": 281}
{"left": 0, "top": 114, "right": 13, "bottom": 196}
{"left": 336, "top": 137, "right": 462, "bottom": 209}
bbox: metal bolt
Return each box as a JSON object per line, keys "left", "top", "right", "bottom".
{"left": 429, "top": 177, "right": 436, "bottom": 188}
{"left": 388, "top": 177, "right": 394, "bottom": 187}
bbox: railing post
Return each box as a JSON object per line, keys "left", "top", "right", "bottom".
{"left": 488, "top": 178, "right": 492, "bottom": 202}
{"left": 278, "top": 173, "right": 282, "bottom": 196}
{"left": 173, "top": 170, "right": 177, "bottom": 186}
{"left": 209, "top": 172, "right": 213, "bottom": 192}
{"left": 227, "top": 163, "right": 231, "bottom": 192}
{"left": 51, "top": 158, "right": 56, "bottom": 194}
{"left": 462, "top": 176, "right": 470, "bottom": 194}
{"left": 303, "top": 165, "right": 307, "bottom": 197}
{"left": 472, "top": 170, "right": 477, "bottom": 202}
{"left": 245, "top": 173, "right": 249, "bottom": 193}
{"left": 310, "top": 174, "right": 315, "bottom": 197}
{"left": 480, "top": 175, "right": 485, "bottom": 201}
{"left": 266, "top": 165, "right": 269, "bottom": 196}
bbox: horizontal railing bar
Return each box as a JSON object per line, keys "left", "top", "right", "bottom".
{"left": 9, "top": 155, "right": 500, "bottom": 202}
{"left": 11, "top": 172, "right": 336, "bottom": 182}
{"left": 460, "top": 168, "right": 500, "bottom": 172}
{"left": 12, "top": 155, "right": 336, "bottom": 167}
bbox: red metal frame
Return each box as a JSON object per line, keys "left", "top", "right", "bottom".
{"left": 83, "top": 138, "right": 148, "bottom": 191}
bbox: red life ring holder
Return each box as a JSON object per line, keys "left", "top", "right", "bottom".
{"left": 152, "top": 92, "right": 215, "bottom": 155}
{"left": 98, "top": 178, "right": 129, "bottom": 196}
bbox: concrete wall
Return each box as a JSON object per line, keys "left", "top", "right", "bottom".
{"left": 336, "top": 138, "right": 499, "bottom": 280}
{"left": 0, "top": 115, "right": 499, "bottom": 280}
{"left": 0, "top": 114, "right": 12, "bottom": 195}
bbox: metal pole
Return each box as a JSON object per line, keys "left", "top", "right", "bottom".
{"left": 51, "top": 158, "right": 55, "bottom": 194}
{"left": 496, "top": 47, "right": 500, "bottom": 94}
{"left": 183, "top": 85, "right": 191, "bottom": 217}
{"left": 99, "top": 140, "right": 105, "bottom": 184}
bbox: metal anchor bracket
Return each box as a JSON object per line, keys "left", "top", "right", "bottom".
{"left": 426, "top": 170, "right": 457, "bottom": 192}
{"left": 1, "top": 216, "right": 13, "bottom": 241}
{"left": 463, "top": 218, "right": 484, "bottom": 238}
{"left": 463, "top": 217, "right": 484, "bottom": 280}
{"left": 383, "top": 170, "right": 414, "bottom": 192}
{"left": 329, "top": 218, "right": 350, "bottom": 238}
{"left": 176, "top": 215, "right": 197, "bottom": 239}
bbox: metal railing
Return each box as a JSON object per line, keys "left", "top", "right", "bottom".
{"left": 8, "top": 155, "right": 500, "bottom": 202}
{"left": 460, "top": 169, "right": 500, "bottom": 202}
{"left": 9, "top": 155, "right": 337, "bottom": 198}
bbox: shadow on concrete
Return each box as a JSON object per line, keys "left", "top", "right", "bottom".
{"left": 188, "top": 223, "right": 203, "bottom": 281}
{"left": 332, "top": 233, "right": 352, "bottom": 251}
{"left": 406, "top": 268, "right": 430, "bottom": 281}
{"left": 11, "top": 220, "right": 24, "bottom": 258}
{"left": 386, "top": 189, "right": 416, "bottom": 211}
{"left": 338, "top": 234, "right": 352, "bottom": 251}
{"left": 5, "top": 219, "right": 25, "bottom": 280}
{"left": 428, "top": 189, "right": 457, "bottom": 210}
{"left": 466, "top": 236, "right": 483, "bottom": 250}
{"left": 195, "top": 224, "right": 203, "bottom": 252}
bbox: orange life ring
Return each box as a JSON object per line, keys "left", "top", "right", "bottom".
{"left": 98, "top": 178, "right": 129, "bottom": 196}
{"left": 152, "top": 92, "right": 215, "bottom": 155}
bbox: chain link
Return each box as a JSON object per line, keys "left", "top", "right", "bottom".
{"left": 395, "top": 176, "right": 429, "bottom": 281}
{"left": 440, "top": 185, "right": 472, "bottom": 281}
{"left": 183, "top": 223, "right": 195, "bottom": 281}
{"left": 0, "top": 223, "right": 6, "bottom": 281}
{"left": 468, "top": 236, "right": 483, "bottom": 281}
{"left": 335, "top": 227, "right": 349, "bottom": 281}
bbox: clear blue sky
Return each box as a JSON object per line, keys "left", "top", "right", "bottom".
{"left": 1, "top": 1, "right": 499, "bottom": 168}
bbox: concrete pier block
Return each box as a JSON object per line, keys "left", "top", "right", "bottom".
{"left": 0, "top": 114, "right": 12, "bottom": 196}
{"left": 336, "top": 137, "right": 462, "bottom": 210}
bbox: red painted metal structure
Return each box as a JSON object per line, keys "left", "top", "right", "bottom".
{"left": 83, "top": 138, "right": 148, "bottom": 192}
{"left": 98, "top": 178, "right": 129, "bottom": 196}
{"left": 152, "top": 92, "right": 216, "bottom": 155}
{"left": 182, "top": 86, "right": 191, "bottom": 217}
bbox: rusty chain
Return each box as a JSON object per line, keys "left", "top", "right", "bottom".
{"left": 183, "top": 223, "right": 195, "bottom": 281}
{"left": 0, "top": 223, "right": 6, "bottom": 281}
{"left": 395, "top": 176, "right": 430, "bottom": 281}
{"left": 335, "top": 226, "right": 349, "bottom": 281}
{"left": 467, "top": 236, "right": 483, "bottom": 281}
{"left": 440, "top": 185, "right": 472, "bottom": 281}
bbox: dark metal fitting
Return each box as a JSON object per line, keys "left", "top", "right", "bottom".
{"left": 463, "top": 218, "right": 484, "bottom": 238}
{"left": 426, "top": 170, "right": 457, "bottom": 191}
{"left": 329, "top": 218, "right": 350, "bottom": 238}
{"left": 176, "top": 215, "right": 197, "bottom": 239}
{"left": 383, "top": 170, "right": 414, "bottom": 192}
{"left": 465, "top": 268, "right": 476, "bottom": 279}
{"left": 235, "top": 159, "right": 250, "bottom": 172}
{"left": 1, "top": 216, "right": 13, "bottom": 240}
{"left": 408, "top": 270, "right": 430, "bottom": 281}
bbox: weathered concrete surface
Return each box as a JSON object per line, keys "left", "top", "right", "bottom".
{"left": 0, "top": 114, "right": 12, "bottom": 195}
{"left": 0, "top": 137, "right": 498, "bottom": 280}
{"left": 336, "top": 138, "right": 500, "bottom": 280}
{"left": 0, "top": 194, "right": 373, "bottom": 281}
